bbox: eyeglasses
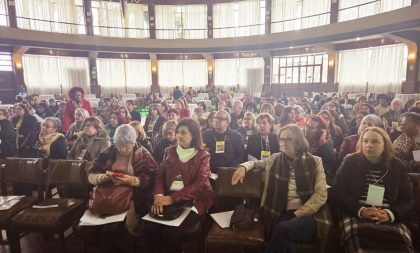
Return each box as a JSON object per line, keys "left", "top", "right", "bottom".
{"left": 83, "top": 124, "right": 94, "bottom": 128}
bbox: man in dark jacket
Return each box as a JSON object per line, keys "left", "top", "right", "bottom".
{"left": 203, "top": 110, "right": 246, "bottom": 173}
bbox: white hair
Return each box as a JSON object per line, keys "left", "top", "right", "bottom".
{"left": 114, "top": 124, "right": 137, "bottom": 145}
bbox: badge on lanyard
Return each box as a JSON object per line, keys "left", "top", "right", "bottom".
{"left": 148, "top": 123, "right": 154, "bottom": 132}
{"left": 366, "top": 184, "right": 385, "bottom": 206}
{"left": 170, "top": 175, "right": 184, "bottom": 192}
{"left": 246, "top": 130, "right": 253, "bottom": 136}
{"left": 261, "top": 150, "right": 271, "bottom": 159}
{"left": 215, "top": 141, "right": 225, "bottom": 154}
{"left": 74, "top": 131, "right": 81, "bottom": 138}
{"left": 391, "top": 121, "right": 398, "bottom": 131}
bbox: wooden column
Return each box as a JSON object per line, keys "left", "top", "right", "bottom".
{"left": 148, "top": 3, "right": 156, "bottom": 39}
{"left": 151, "top": 59, "right": 159, "bottom": 92}
{"left": 6, "top": 0, "right": 17, "bottom": 28}
{"left": 88, "top": 51, "right": 101, "bottom": 96}
{"left": 207, "top": 59, "right": 214, "bottom": 90}
{"left": 403, "top": 42, "right": 418, "bottom": 93}
{"left": 330, "top": 0, "right": 339, "bottom": 24}
{"left": 207, "top": 4, "right": 213, "bottom": 38}
{"left": 262, "top": 57, "right": 271, "bottom": 95}
{"left": 327, "top": 51, "right": 338, "bottom": 91}
{"left": 83, "top": 0, "right": 94, "bottom": 35}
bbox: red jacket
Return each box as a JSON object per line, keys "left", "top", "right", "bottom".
{"left": 154, "top": 146, "right": 215, "bottom": 215}
{"left": 179, "top": 108, "right": 190, "bottom": 119}
{"left": 62, "top": 99, "right": 92, "bottom": 132}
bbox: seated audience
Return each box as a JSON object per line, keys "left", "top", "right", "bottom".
{"left": 236, "top": 111, "right": 257, "bottom": 148}
{"left": 13, "top": 103, "right": 39, "bottom": 157}
{"left": 352, "top": 95, "right": 367, "bottom": 113}
{"left": 36, "top": 117, "right": 67, "bottom": 159}
{"left": 318, "top": 110, "right": 344, "bottom": 152}
{"left": 129, "top": 121, "right": 153, "bottom": 154}
{"left": 175, "top": 99, "right": 190, "bottom": 119}
{"left": 348, "top": 111, "right": 368, "bottom": 135}
{"left": 202, "top": 110, "right": 245, "bottom": 173}
{"left": 153, "top": 120, "right": 177, "bottom": 164}
{"left": 331, "top": 127, "right": 414, "bottom": 253}
{"left": 159, "top": 101, "right": 170, "bottom": 119}
{"left": 62, "top": 86, "right": 92, "bottom": 132}
{"left": 260, "top": 102, "right": 278, "bottom": 124}
{"left": 148, "top": 118, "right": 215, "bottom": 253}
{"left": 375, "top": 95, "right": 390, "bottom": 116}
{"left": 339, "top": 114, "right": 384, "bottom": 161}
{"left": 67, "top": 117, "right": 110, "bottom": 161}
{"left": 36, "top": 101, "right": 52, "bottom": 119}
{"left": 118, "top": 106, "right": 132, "bottom": 124}
{"left": 304, "top": 115, "right": 337, "bottom": 185}
{"left": 105, "top": 112, "right": 123, "bottom": 144}
{"left": 393, "top": 112, "right": 420, "bottom": 172}
{"left": 246, "top": 113, "right": 279, "bottom": 160}
{"left": 232, "top": 124, "right": 327, "bottom": 253}
{"left": 381, "top": 98, "right": 403, "bottom": 129}
{"left": 326, "top": 101, "right": 350, "bottom": 135}
{"left": 144, "top": 104, "right": 167, "bottom": 141}
{"left": 278, "top": 106, "right": 296, "bottom": 127}
{"left": 293, "top": 105, "right": 306, "bottom": 129}
{"left": 87, "top": 124, "right": 158, "bottom": 252}
{"left": 126, "top": 100, "right": 141, "bottom": 121}
{"left": 66, "top": 108, "right": 90, "bottom": 148}
{"left": 0, "top": 108, "right": 17, "bottom": 158}
{"left": 193, "top": 101, "right": 208, "bottom": 121}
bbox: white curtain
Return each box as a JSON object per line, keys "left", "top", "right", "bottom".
{"left": 155, "top": 5, "right": 176, "bottom": 39}
{"left": 0, "top": 0, "right": 8, "bottom": 26}
{"left": 158, "top": 60, "right": 207, "bottom": 93}
{"left": 237, "top": 0, "right": 262, "bottom": 36}
{"left": 338, "top": 44, "right": 407, "bottom": 93}
{"left": 15, "top": 0, "right": 85, "bottom": 34}
{"left": 97, "top": 58, "right": 152, "bottom": 96}
{"left": 183, "top": 5, "right": 207, "bottom": 39}
{"left": 92, "top": 1, "right": 123, "bottom": 37}
{"left": 369, "top": 44, "right": 406, "bottom": 93}
{"left": 125, "top": 4, "right": 149, "bottom": 38}
{"left": 23, "top": 55, "right": 89, "bottom": 95}
{"left": 214, "top": 0, "right": 263, "bottom": 38}
{"left": 337, "top": 49, "right": 370, "bottom": 92}
{"left": 271, "top": 0, "right": 330, "bottom": 33}
{"left": 213, "top": 3, "right": 235, "bottom": 38}
{"left": 215, "top": 57, "right": 264, "bottom": 88}
{"left": 338, "top": 0, "right": 410, "bottom": 22}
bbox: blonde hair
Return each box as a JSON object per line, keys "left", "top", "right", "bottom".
{"left": 129, "top": 121, "right": 146, "bottom": 140}
{"left": 162, "top": 120, "right": 177, "bottom": 136}
{"left": 356, "top": 127, "right": 394, "bottom": 163}
{"left": 242, "top": 112, "right": 256, "bottom": 128}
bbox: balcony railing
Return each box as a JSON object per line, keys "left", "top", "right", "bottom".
{"left": 271, "top": 12, "right": 330, "bottom": 33}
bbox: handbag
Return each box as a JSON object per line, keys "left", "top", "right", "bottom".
{"left": 230, "top": 204, "right": 255, "bottom": 231}
{"left": 89, "top": 183, "right": 132, "bottom": 216}
{"left": 216, "top": 167, "right": 263, "bottom": 199}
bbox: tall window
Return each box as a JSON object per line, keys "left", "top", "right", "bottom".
{"left": 22, "top": 55, "right": 90, "bottom": 94}
{"left": 158, "top": 60, "right": 207, "bottom": 92}
{"left": 337, "top": 44, "right": 407, "bottom": 93}
{"left": 15, "top": 0, "right": 86, "bottom": 34}
{"left": 272, "top": 53, "right": 328, "bottom": 84}
{"left": 155, "top": 5, "right": 207, "bottom": 39}
{"left": 0, "top": 0, "right": 8, "bottom": 26}
{"left": 271, "top": 0, "right": 330, "bottom": 33}
{"left": 338, "top": 0, "right": 411, "bottom": 22}
{"left": 214, "top": 58, "right": 264, "bottom": 90}
{"left": 92, "top": 1, "right": 149, "bottom": 38}
{"left": 0, "top": 52, "right": 12, "bottom": 71}
{"left": 213, "top": 0, "right": 265, "bottom": 38}
{"left": 96, "top": 58, "right": 152, "bottom": 96}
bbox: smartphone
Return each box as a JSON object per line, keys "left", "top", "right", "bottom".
{"left": 112, "top": 172, "right": 125, "bottom": 178}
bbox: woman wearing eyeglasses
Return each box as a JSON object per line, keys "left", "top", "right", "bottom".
{"left": 232, "top": 124, "right": 327, "bottom": 253}
{"left": 67, "top": 117, "right": 111, "bottom": 161}
{"left": 35, "top": 117, "right": 67, "bottom": 159}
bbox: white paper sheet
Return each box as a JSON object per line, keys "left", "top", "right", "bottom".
{"left": 142, "top": 208, "right": 191, "bottom": 227}
{"left": 210, "top": 173, "right": 218, "bottom": 180}
{"left": 413, "top": 150, "right": 420, "bottom": 162}
{"left": 79, "top": 210, "right": 128, "bottom": 226}
{"left": 0, "top": 196, "right": 24, "bottom": 211}
{"left": 210, "top": 210, "right": 234, "bottom": 229}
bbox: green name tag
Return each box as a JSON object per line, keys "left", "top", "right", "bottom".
{"left": 366, "top": 184, "right": 385, "bottom": 206}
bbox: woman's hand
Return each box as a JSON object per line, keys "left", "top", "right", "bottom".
{"left": 361, "top": 207, "right": 391, "bottom": 222}
{"left": 105, "top": 172, "right": 139, "bottom": 187}
{"left": 151, "top": 196, "right": 174, "bottom": 215}
{"left": 232, "top": 166, "right": 246, "bottom": 185}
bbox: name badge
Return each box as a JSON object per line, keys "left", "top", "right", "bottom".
{"left": 391, "top": 121, "right": 398, "bottom": 131}
{"left": 261, "top": 150, "right": 271, "bottom": 159}
{"left": 170, "top": 175, "right": 184, "bottom": 191}
{"left": 148, "top": 124, "right": 154, "bottom": 132}
{"left": 366, "top": 184, "right": 385, "bottom": 206}
{"left": 246, "top": 130, "right": 253, "bottom": 136}
{"left": 74, "top": 131, "right": 81, "bottom": 138}
{"left": 215, "top": 141, "right": 225, "bottom": 154}
{"left": 77, "top": 149, "right": 87, "bottom": 160}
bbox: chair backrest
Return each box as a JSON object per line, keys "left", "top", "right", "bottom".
{"left": 3, "top": 158, "right": 43, "bottom": 185}
{"left": 46, "top": 160, "right": 88, "bottom": 185}
{"left": 216, "top": 167, "right": 264, "bottom": 199}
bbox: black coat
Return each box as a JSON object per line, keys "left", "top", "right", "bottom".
{"left": 153, "top": 138, "right": 176, "bottom": 164}
{"left": 0, "top": 119, "right": 17, "bottom": 158}
{"left": 130, "top": 110, "right": 142, "bottom": 122}
{"left": 245, "top": 132, "right": 279, "bottom": 160}
{"left": 202, "top": 128, "right": 246, "bottom": 173}
{"left": 331, "top": 153, "right": 414, "bottom": 224}
{"left": 12, "top": 115, "right": 39, "bottom": 155}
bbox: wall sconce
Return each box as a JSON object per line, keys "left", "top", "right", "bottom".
{"left": 15, "top": 62, "right": 22, "bottom": 69}
{"left": 408, "top": 53, "right": 416, "bottom": 60}
{"left": 208, "top": 66, "right": 213, "bottom": 74}
{"left": 328, "top": 60, "right": 334, "bottom": 67}
{"left": 152, "top": 66, "right": 157, "bottom": 72}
